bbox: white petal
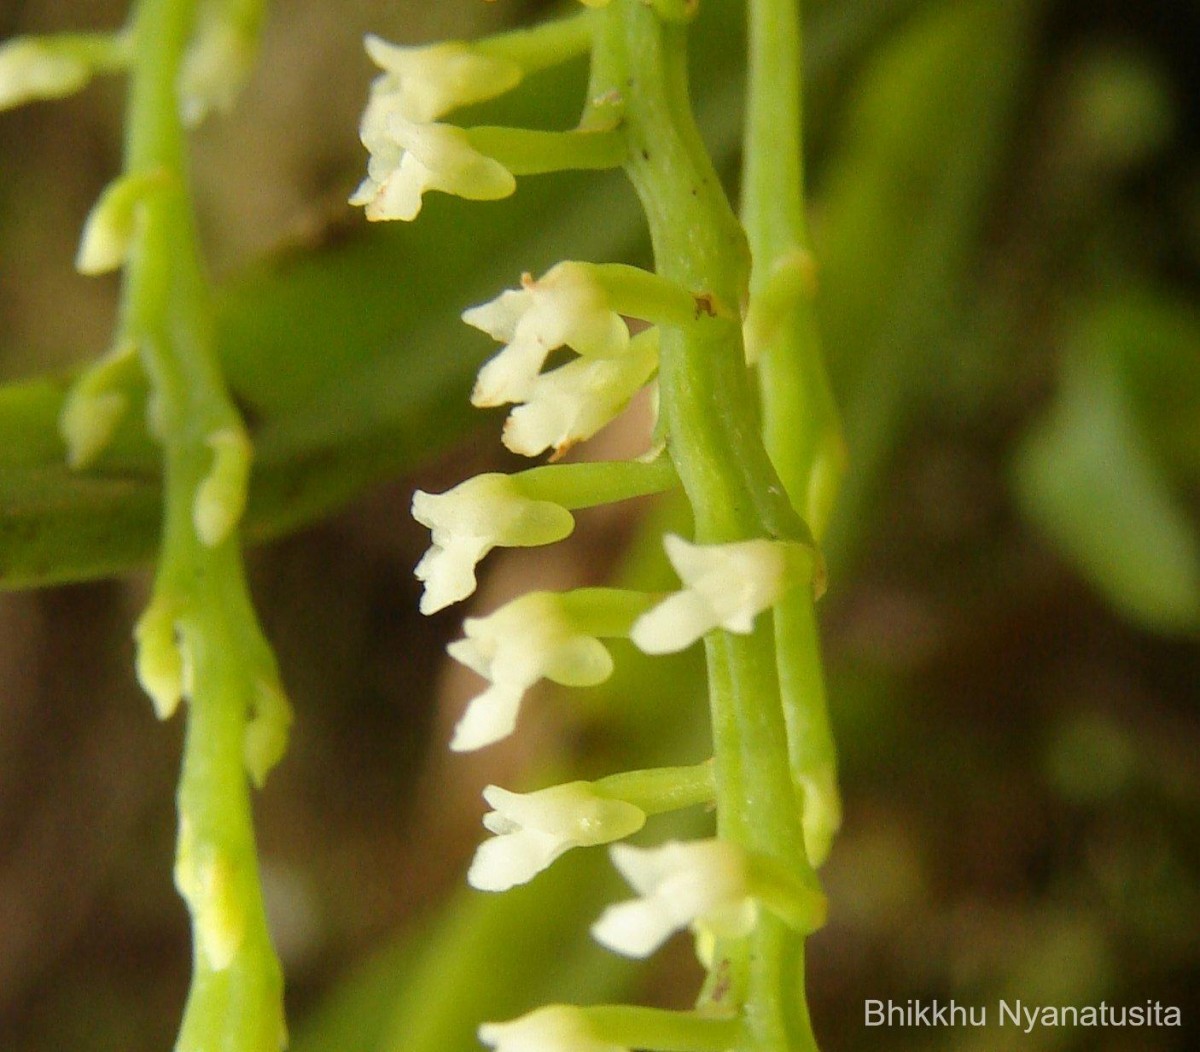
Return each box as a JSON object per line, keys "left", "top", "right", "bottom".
{"left": 629, "top": 589, "right": 718, "bottom": 655}
{"left": 462, "top": 288, "right": 532, "bottom": 343}
{"left": 414, "top": 537, "right": 488, "bottom": 614}
{"left": 449, "top": 682, "right": 524, "bottom": 752}
{"left": 468, "top": 828, "right": 569, "bottom": 892}
{"left": 590, "top": 898, "right": 680, "bottom": 958}
{"left": 480, "top": 1006, "right": 626, "bottom": 1052}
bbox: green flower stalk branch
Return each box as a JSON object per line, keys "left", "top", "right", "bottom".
{"left": 5, "top": 0, "right": 291, "bottom": 1047}
{"left": 742, "top": 0, "right": 844, "bottom": 869}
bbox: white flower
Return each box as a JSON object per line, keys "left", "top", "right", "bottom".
{"left": 631, "top": 535, "right": 807, "bottom": 654}
{"left": 350, "top": 115, "right": 515, "bottom": 222}
{"left": 363, "top": 35, "right": 522, "bottom": 124}
{"left": 464, "top": 262, "right": 630, "bottom": 407}
{"left": 412, "top": 473, "right": 575, "bottom": 614}
{"left": 447, "top": 593, "right": 614, "bottom": 751}
{"left": 0, "top": 37, "right": 90, "bottom": 111}
{"left": 480, "top": 1006, "right": 625, "bottom": 1052}
{"left": 591, "top": 839, "right": 758, "bottom": 959}
{"left": 502, "top": 333, "right": 657, "bottom": 458}
{"left": 179, "top": 18, "right": 255, "bottom": 126}
{"left": 469, "top": 782, "right": 645, "bottom": 892}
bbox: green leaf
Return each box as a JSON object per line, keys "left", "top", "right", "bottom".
{"left": 1013, "top": 306, "right": 1200, "bottom": 635}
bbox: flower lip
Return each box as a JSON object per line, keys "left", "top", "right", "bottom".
{"left": 590, "top": 838, "right": 758, "bottom": 958}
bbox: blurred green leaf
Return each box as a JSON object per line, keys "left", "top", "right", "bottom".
{"left": 1013, "top": 301, "right": 1200, "bottom": 635}
{"left": 815, "top": 0, "right": 1036, "bottom": 576}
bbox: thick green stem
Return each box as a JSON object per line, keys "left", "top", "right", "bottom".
{"left": 117, "top": 0, "right": 286, "bottom": 1047}
{"left": 589, "top": 3, "right": 819, "bottom": 1049}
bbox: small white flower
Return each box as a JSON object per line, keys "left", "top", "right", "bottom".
{"left": 480, "top": 1005, "right": 625, "bottom": 1052}
{"left": 464, "top": 262, "right": 630, "bottom": 407}
{"left": 412, "top": 473, "right": 575, "bottom": 615}
{"left": 591, "top": 839, "right": 758, "bottom": 959}
{"left": 502, "top": 333, "right": 657, "bottom": 458}
{"left": 447, "top": 592, "right": 614, "bottom": 752}
{"left": 363, "top": 35, "right": 522, "bottom": 124}
{"left": 469, "top": 782, "right": 646, "bottom": 892}
{"left": 350, "top": 115, "right": 515, "bottom": 222}
{"left": 631, "top": 535, "right": 806, "bottom": 654}
{"left": 0, "top": 37, "right": 90, "bottom": 111}
{"left": 179, "top": 18, "right": 255, "bottom": 126}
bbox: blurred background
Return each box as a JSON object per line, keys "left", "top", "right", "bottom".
{"left": 0, "top": 0, "right": 1197, "bottom": 1049}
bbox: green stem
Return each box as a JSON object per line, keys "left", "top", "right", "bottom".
{"left": 594, "top": 760, "right": 715, "bottom": 814}
{"left": 516, "top": 454, "right": 677, "bottom": 508}
{"left": 476, "top": 9, "right": 597, "bottom": 71}
{"left": 589, "top": 3, "right": 819, "bottom": 1049}
{"left": 117, "top": 0, "right": 286, "bottom": 1046}
{"left": 744, "top": 0, "right": 843, "bottom": 871}
{"left": 585, "top": 1005, "right": 741, "bottom": 1052}
{"left": 466, "top": 125, "right": 626, "bottom": 174}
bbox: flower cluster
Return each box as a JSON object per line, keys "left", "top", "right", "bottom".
{"left": 349, "top": 35, "right": 522, "bottom": 221}
{"left": 464, "top": 263, "right": 661, "bottom": 458}
{"left": 352, "top": 14, "right": 831, "bottom": 1052}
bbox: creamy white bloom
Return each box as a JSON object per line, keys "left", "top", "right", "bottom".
{"left": 350, "top": 114, "right": 515, "bottom": 222}
{"left": 464, "top": 262, "right": 630, "bottom": 407}
{"left": 502, "top": 333, "right": 657, "bottom": 458}
{"left": 447, "top": 593, "right": 614, "bottom": 751}
{"left": 469, "top": 782, "right": 645, "bottom": 892}
{"left": 591, "top": 839, "right": 758, "bottom": 958}
{"left": 363, "top": 35, "right": 522, "bottom": 124}
{"left": 0, "top": 37, "right": 90, "bottom": 110}
{"left": 412, "top": 473, "right": 574, "bottom": 614}
{"left": 631, "top": 534, "right": 806, "bottom": 654}
{"left": 179, "top": 19, "right": 254, "bottom": 126}
{"left": 349, "top": 34, "right": 522, "bottom": 221}
{"left": 480, "top": 1006, "right": 625, "bottom": 1052}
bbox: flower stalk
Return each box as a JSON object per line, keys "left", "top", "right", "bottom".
{"left": 56, "top": 0, "right": 289, "bottom": 1046}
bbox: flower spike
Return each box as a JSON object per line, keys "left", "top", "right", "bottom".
{"left": 469, "top": 782, "right": 646, "bottom": 891}
{"left": 591, "top": 839, "right": 758, "bottom": 959}
{"left": 447, "top": 592, "right": 615, "bottom": 751}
